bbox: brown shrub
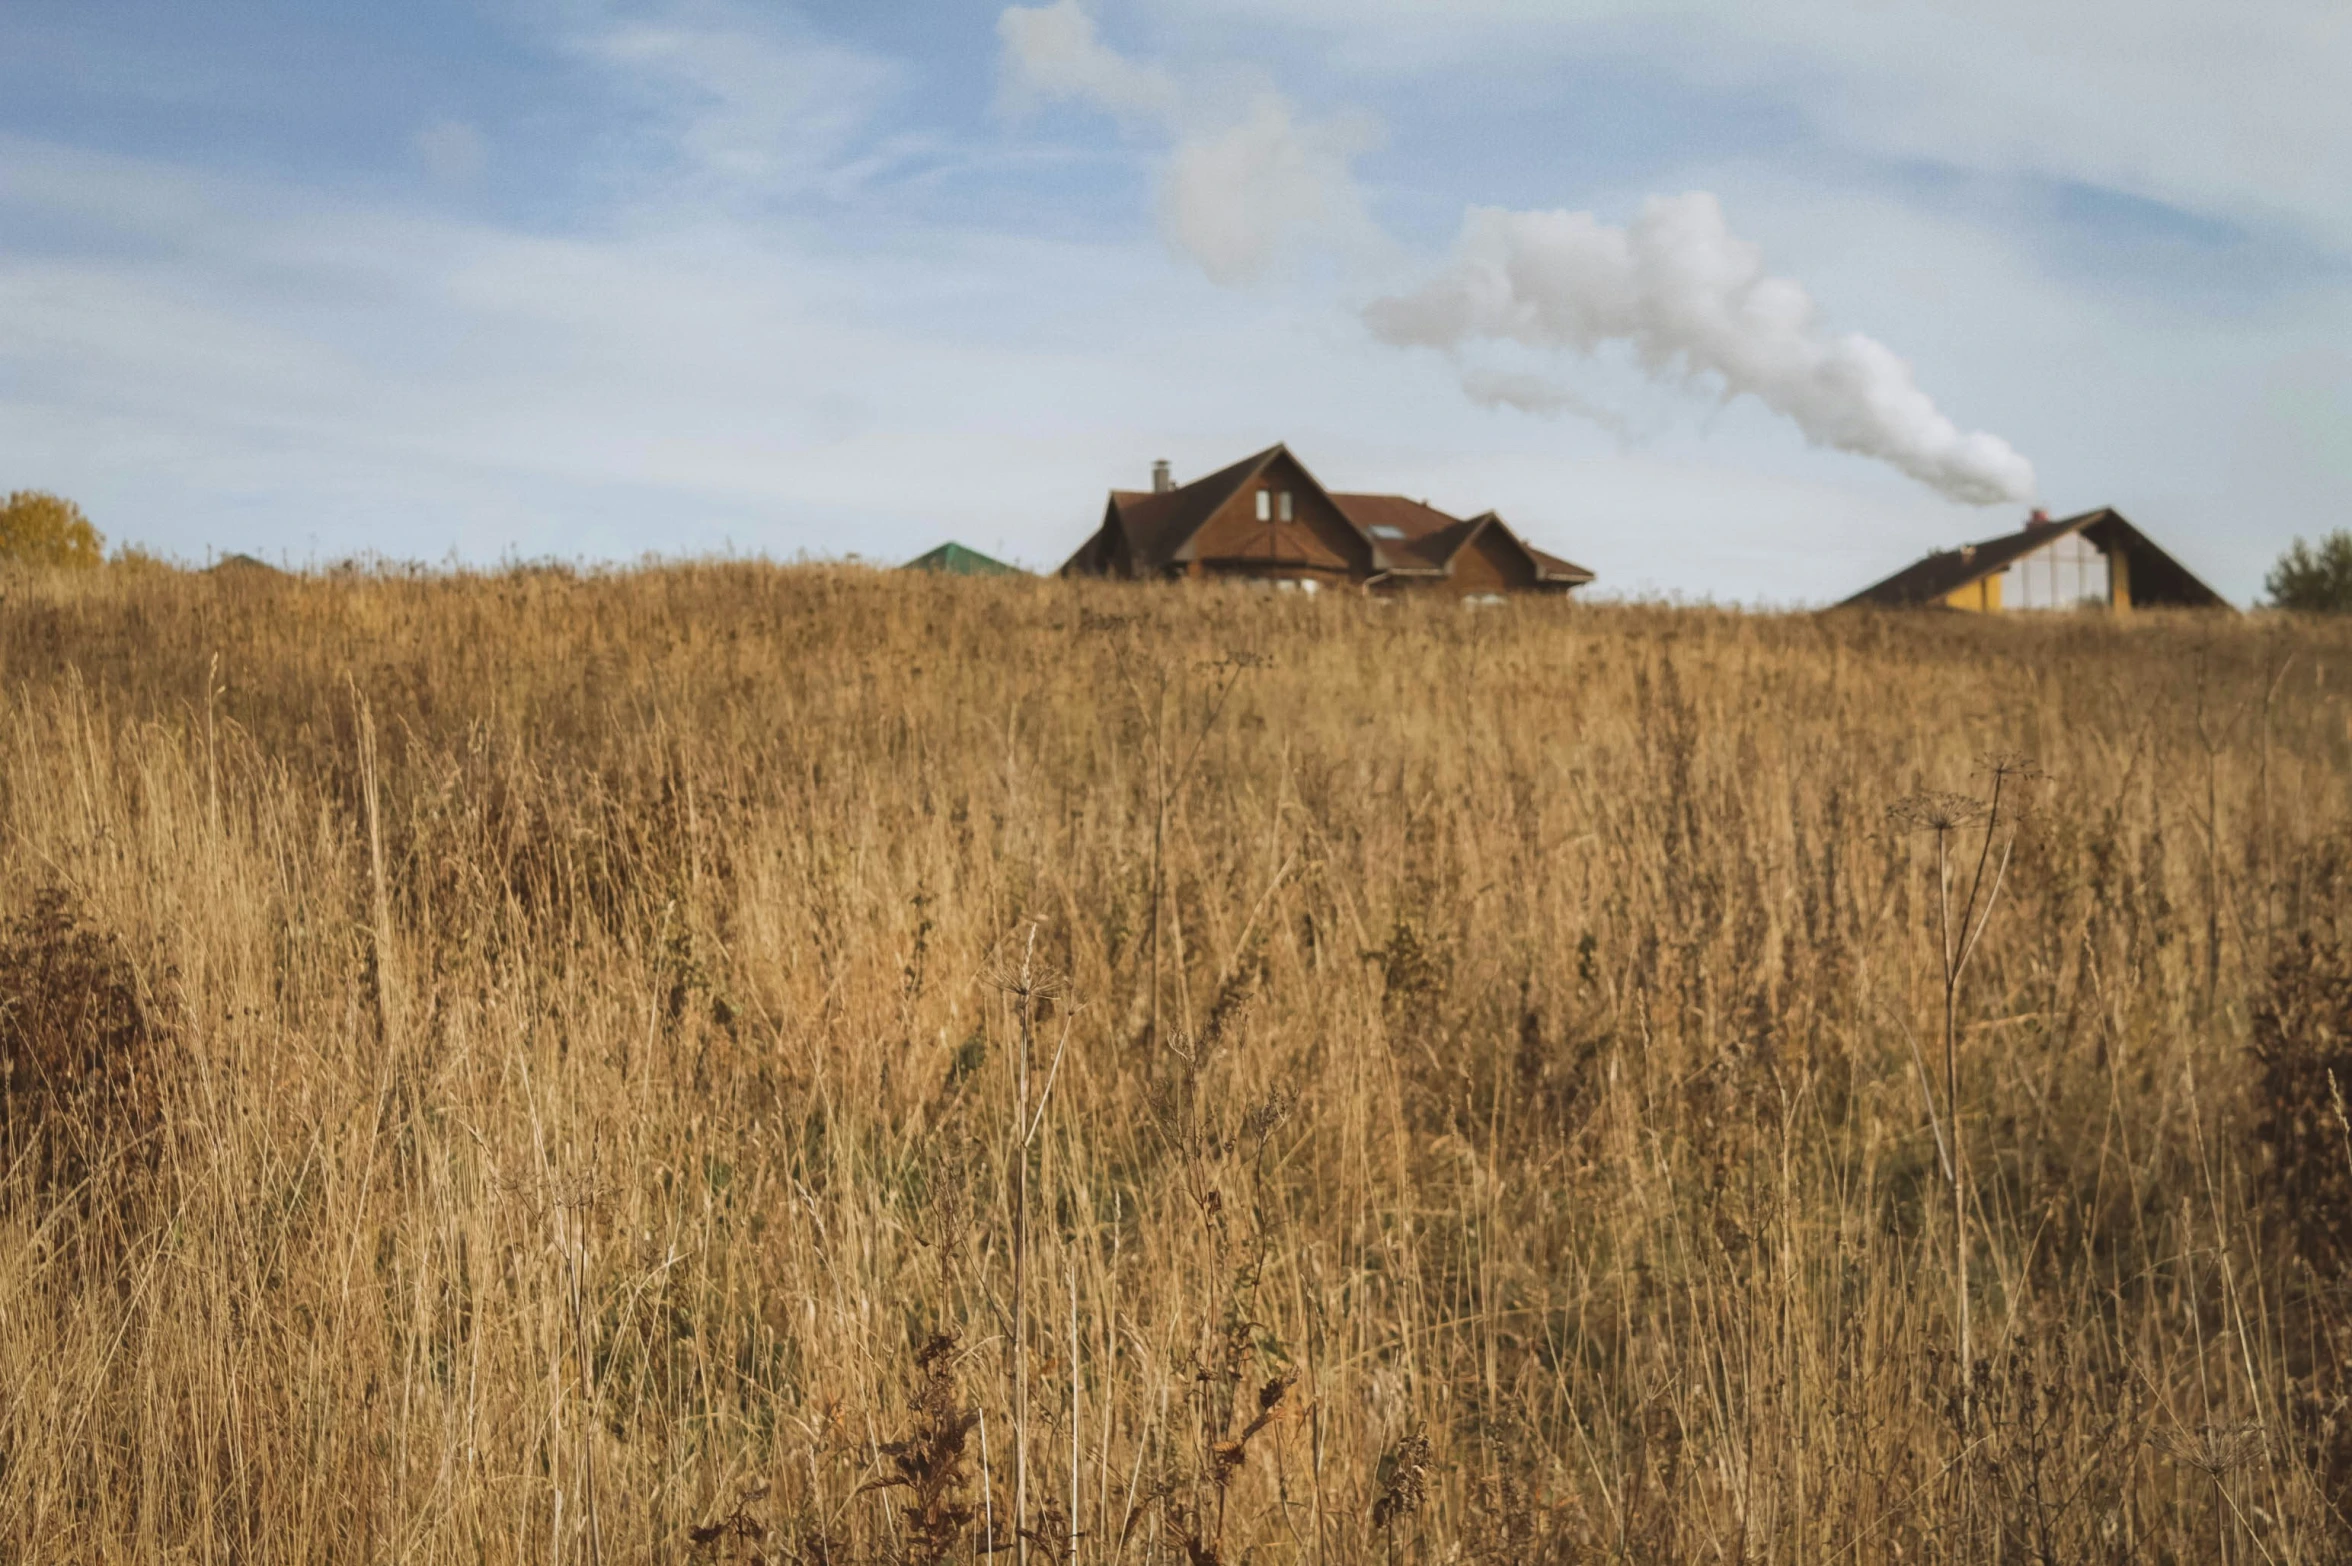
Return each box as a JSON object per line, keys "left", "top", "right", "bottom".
{"left": 0, "top": 885, "right": 168, "bottom": 1191}
{"left": 2253, "top": 928, "right": 2352, "bottom": 1280}
{"left": 2251, "top": 840, "right": 2352, "bottom": 1517}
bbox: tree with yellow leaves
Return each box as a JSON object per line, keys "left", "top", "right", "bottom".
{"left": 0, "top": 491, "right": 105, "bottom": 569}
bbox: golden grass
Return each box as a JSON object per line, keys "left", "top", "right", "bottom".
{"left": 3, "top": 561, "right": 2351, "bottom": 1563}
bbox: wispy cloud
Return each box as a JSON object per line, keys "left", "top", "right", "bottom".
{"left": 575, "top": 0, "right": 905, "bottom": 200}
{"left": 414, "top": 119, "right": 488, "bottom": 187}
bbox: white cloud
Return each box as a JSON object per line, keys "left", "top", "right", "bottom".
{"left": 1159, "top": 94, "right": 1380, "bottom": 285}
{"left": 998, "top": 0, "right": 1382, "bottom": 282}
{"left": 996, "top": 0, "right": 1182, "bottom": 123}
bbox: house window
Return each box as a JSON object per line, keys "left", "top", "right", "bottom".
{"left": 1999, "top": 530, "right": 2109, "bottom": 610}
{"left": 1278, "top": 491, "right": 1294, "bottom": 522}
{"left": 1256, "top": 490, "right": 1272, "bottom": 522}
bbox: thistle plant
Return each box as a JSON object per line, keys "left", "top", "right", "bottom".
{"left": 1890, "top": 753, "right": 2043, "bottom": 1385}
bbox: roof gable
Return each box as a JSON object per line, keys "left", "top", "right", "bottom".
{"left": 1108, "top": 445, "right": 1289, "bottom": 568}
{"left": 1461, "top": 512, "right": 1597, "bottom": 584}
{"left": 2078, "top": 511, "right": 2232, "bottom": 609}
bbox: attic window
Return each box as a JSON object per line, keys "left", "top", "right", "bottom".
{"left": 1278, "top": 491, "right": 1294, "bottom": 522}
{"left": 1369, "top": 524, "right": 1406, "bottom": 540}
{"left": 1256, "top": 490, "right": 1271, "bottom": 521}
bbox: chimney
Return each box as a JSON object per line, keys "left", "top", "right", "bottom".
{"left": 1151, "top": 459, "right": 1174, "bottom": 494}
{"left": 2026, "top": 507, "right": 2051, "bottom": 528}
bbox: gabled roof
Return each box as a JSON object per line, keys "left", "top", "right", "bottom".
{"left": 1326, "top": 493, "right": 1468, "bottom": 573}
{"left": 1337, "top": 497, "right": 1593, "bottom": 585}
{"left": 207, "top": 552, "right": 286, "bottom": 576}
{"left": 1841, "top": 507, "right": 2230, "bottom": 611}
{"left": 1471, "top": 513, "right": 1595, "bottom": 586}
{"left": 1102, "top": 444, "right": 1293, "bottom": 568}
{"left": 903, "top": 541, "right": 1022, "bottom": 576}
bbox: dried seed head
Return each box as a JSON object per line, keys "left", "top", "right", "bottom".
{"left": 1888, "top": 790, "right": 1990, "bottom": 834}
{"left": 1372, "top": 1428, "right": 1432, "bottom": 1530}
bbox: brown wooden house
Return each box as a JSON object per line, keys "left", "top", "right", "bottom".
{"left": 1057, "top": 445, "right": 1594, "bottom": 596}
{"left": 1840, "top": 507, "right": 2230, "bottom": 613}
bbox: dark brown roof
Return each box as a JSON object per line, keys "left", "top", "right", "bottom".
{"left": 1840, "top": 507, "right": 2230, "bottom": 611}
{"left": 1517, "top": 533, "right": 1597, "bottom": 586}
{"left": 1329, "top": 492, "right": 1593, "bottom": 583}
{"left": 1476, "top": 513, "right": 1594, "bottom": 586}
{"left": 206, "top": 552, "right": 287, "bottom": 576}
{"left": 1328, "top": 493, "right": 1470, "bottom": 572}
{"left": 1105, "top": 445, "right": 1286, "bottom": 567}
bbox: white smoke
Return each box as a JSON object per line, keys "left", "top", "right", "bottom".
{"left": 998, "top": 4, "right": 2035, "bottom": 506}
{"left": 997, "top": 0, "right": 1378, "bottom": 285}
{"left": 1458, "top": 367, "right": 1633, "bottom": 442}
{"left": 1367, "top": 195, "right": 2034, "bottom": 505}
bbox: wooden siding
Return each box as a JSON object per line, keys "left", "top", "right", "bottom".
{"left": 1449, "top": 527, "right": 1535, "bottom": 594}
{"left": 1374, "top": 521, "right": 1570, "bottom": 596}
{"left": 1186, "top": 452, "right": 1373, "bottom": 580}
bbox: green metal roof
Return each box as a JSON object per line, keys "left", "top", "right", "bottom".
{"left": 902, "top": 541, "right": 1023, "bottom": 577}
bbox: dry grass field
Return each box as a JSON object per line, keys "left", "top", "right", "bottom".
{"left": 5, "top": 562, "right": 2352, "bottom": 1563}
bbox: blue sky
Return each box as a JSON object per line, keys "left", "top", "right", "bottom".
{"left": 1, "top": 0, "right": 2345, "bottom": 602}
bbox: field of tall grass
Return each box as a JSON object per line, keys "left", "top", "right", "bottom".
{"left": 4, "top": 562, "right": 2351, "bottom": 1563}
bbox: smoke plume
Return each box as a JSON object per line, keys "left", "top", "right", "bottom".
{"left": 998, "top": 3, "right": 2035, "bottom": 506}
{"left": 1368, "top": 196, "right": 2034, "bottom": 504}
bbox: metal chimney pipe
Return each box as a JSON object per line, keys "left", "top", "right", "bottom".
{"left": 1151, "top": 459, "right": 1173, "bottom": 494}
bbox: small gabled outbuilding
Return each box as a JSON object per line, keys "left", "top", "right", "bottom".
{"left": 1840, "top": 508, "right": 2230, "bottom": 613}
{"left": 902, "top": 541, "right": 1023, "bottom": 577}
{"left": 1058, "top": 444, "right": 1593, "bottom": 596}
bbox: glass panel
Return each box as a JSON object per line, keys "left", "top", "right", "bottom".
{"left": 1998, "top": 531, "right": 2109, "bottom": 610}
